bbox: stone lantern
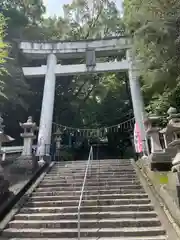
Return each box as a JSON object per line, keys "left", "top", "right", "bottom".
{"left": 54, "top": 128, "right": 62, "bottom": 150}
{"left": 53, "top": 128, "right": 62, "bottom": 161}
{"left": 18, "top": 116, "right": 38, "bottom": 171}
{"left": 144, "top": 114, "right": 171, "bottom": 170}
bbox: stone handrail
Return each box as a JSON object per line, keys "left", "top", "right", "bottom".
{"left": 1, "top": 146, "right": 23, "bottom": 153}
{"left": 1, "top": 145, "right": 36, "bottom": 154}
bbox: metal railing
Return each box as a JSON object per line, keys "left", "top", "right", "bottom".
{"left": 77, "top": 146, "right": 93, "bottom": 240}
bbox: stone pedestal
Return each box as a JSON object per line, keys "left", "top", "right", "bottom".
{"left": 144, "top": 115, "right": 172, "bottom": 170}
{"left": 0, "top": 115, "right": 13, "bottom": 206}
{"left": 16, "top": 117, "right": 38, "bottom": 173}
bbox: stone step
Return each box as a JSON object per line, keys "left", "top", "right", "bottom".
{"left": 44, "top": 174, "right": 137, "bottom": 178}
{"left": 48, "top": 171, "right": 136, "bottom": 176}
{"left": 30, "top": 193, "right": 149, "bottom": 201}
{"left": 42, "top": 177, "right": 138, "bottom": 182}
{"left": 42, "top": 178, "right": 138, "bottom": 183}
{"left": 53, "top": 162, "right": 131, "bottom": 165}
{"left": 46, "top": 173, "right": 137, "bottom": 178}
{"left": 54, "top": 162, "right": 132, "bottom": 166}
{"left": 8, "top": 218, "right": 161, "bottom": 229}
{"left": 0, "top": 237, "right": 167, "bottom": 240}
{"left": 25, "top": 198, "right": 151, "bottom": 207}
{"left": 49, "top": 167, "right": 135, "bottom": 173}
{"left": 32, "top": 188, "right": 146, "bottom": 196}
{"left": 39, "top": 180, "right": 141, "bottom": 188}
{"left": 49, "top": 170, "right": 136, "bottom": 173}
{"left": 52, "top": 165, "right": 133, "bottom": 169}
{"left": 14, "top": 211, "right": 158, "bottom": 220}
{"left": 35, "top": 185, "right": 143, "bottom": 192}
{"left": 50, "top": 168, "right": 135, "bottom": 172}
{"left": 51, "top": 164, "right": 133, "bottom": 167}
{"left": 0, "top": 159, "right": 167, "bottom": 239}
{"left": 20, "top": 204, "right": 155, "bottom": 214}
{"left": 46, "top": 175, "right": 137, "bottom": 179}
{"left": 2, "top": 227, "right": 166, "bottom": 238}
{"left": 54, "top": 160, "right": 131, "bottom": 163}
{"left": 51, "top": 164, "right": 133, "bottom": 169}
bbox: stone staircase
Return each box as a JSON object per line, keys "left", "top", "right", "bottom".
{"left": 1, "top": 159, "right": 168, "bottom": 239}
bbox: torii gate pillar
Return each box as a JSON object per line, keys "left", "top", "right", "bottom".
{"left": 127, "top": 49, "right": 146, "bottom": 153}
{"left": 37, "top": 54, "right": 57, "bottom": 157}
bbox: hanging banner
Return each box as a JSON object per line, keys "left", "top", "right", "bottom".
{"left": 134, "top": 122, "right": 143, "bottom": 153}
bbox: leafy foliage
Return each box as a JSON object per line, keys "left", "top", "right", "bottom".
{"left": 0, "top": 0, "right": 46, "bottom": 109}
{"left": 1, "top": 0, "right": 134, "bottom": 154}
{"left": 123, "top": 0, "right": 180, "bottom": 115}
{"left": 39, "top": 0, "right": 128, "bottom": 129}
{"left": 0, "top": 14, "right": 8, "bottom": 98}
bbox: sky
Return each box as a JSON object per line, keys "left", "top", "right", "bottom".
{"left": 43, "top": 0, "right": 122, "bottom": 17}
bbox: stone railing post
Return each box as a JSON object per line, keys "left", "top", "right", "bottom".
{"left": 145, "top": 115, "right": 162, "bottom": 153}
{"left": 165, "top": 107, "right": 180, "bottom": 207}
{"left": 144, "top": 114, "right": 172, "bottom": 170}
{"left": 164, "top": 107, "right": 180, "bottom": 172}
{"left": 159, "top": 107, "right": 177, "bottom": 160}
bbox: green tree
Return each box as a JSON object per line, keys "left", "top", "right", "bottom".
{"left": 0, "top": 14, "right": 8, "bottom": 73}
{"left": 123, "top": 0, "right": 180, "bottom": 115}
{"left": 2, "top": 0, "right": 133, "bottom": 154}
{"left": 0, "top": 0, "right": 46, "bottom": 110}
{"left": 0, "top": 14, "right": 8, "bottom": 98}
{"left": 45, "top": 0, "right": 127, "bottom": 129}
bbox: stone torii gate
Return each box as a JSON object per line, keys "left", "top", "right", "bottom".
{"left": 19, "top": 37, "right": 145, "bottom": 157}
